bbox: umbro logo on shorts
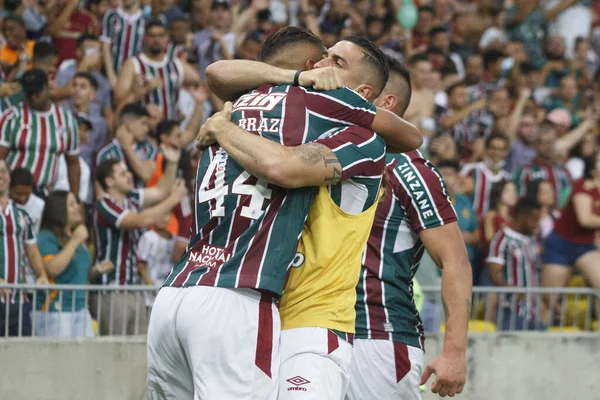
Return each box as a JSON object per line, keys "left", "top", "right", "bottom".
{"left": 286, "top": 376, "right": 310, "bottom": 392}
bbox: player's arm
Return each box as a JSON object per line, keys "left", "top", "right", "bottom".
{"left": 141, "top": 145, "right": 181, "bottom": 208}
{"left": 370, "top": 107, "right": 422, "bottom": 153}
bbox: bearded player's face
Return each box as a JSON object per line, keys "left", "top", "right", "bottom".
{"left": 313, "top": 41, "right": 365, "bottom": 91}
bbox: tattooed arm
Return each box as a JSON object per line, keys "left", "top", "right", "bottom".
{"left": 198, "top": 104, "right": 347, "bottom": 189}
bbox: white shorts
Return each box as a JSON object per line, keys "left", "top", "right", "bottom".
{"left": 147, "top": 286, "right": 280, "bottom": 400}
{"left": 278, "top": 327, "right": 353, "bottom": 400}
{"left": 346, "top": 339, "right": 424, "bottom": 400}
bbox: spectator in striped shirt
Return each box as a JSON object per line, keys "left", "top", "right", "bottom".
{"left": 460, "top": 134, "right": 511, "bottom": 216}
{"left": 91, "top": 152, "right": 186, "bottom": 335}
{"left": 513, "top": 124, "right": 572, "bottom": 208}
{"left": 487, "top": 197, "right": 545, "bottom": 331}
{"left": 0, "top": 68, "right": 81, "bottom": 197}
{"left": 0, "top": 159, "right": 49, "bottom": 337}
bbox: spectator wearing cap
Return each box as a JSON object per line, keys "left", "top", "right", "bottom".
{"left": 544, "top": 76, "right": 583, "bottom": 127}
{"left": 67, "top": 72, "right": 107, "bottom": 168}
{"left": 115, "top": 20, "right": 200, "bottom": 120}
{"left": 56, "top": 34, "right": 113, "bottom": 129}
{"left": 0, "top": 69, "right": 81, "bottom": 197}
{"left": 100, "top": 0, "right": 146, "bottom": 88}
{"left": 96, "top": 103, "right": 157, "bottom": 191}
{"left": 46, "top": 0, "right": 98, "bottom": 63}
{"left": 513, "top": 124, "right": 572, "bottom": 208}
{"left": 0, "top": 15, "right": 34, "bottom": 74}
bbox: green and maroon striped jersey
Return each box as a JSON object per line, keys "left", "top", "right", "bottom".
{"left": 487, "top": 227, "right": 541, "bottom": 320}
{"left": 166, "top": 43, "right": 185, "bottom": 60}
{"left": 513, "top": 157, "right": 571, "bottom": 208}
{"left": 163, "top": 84, "right": 377, "bottom": 295}
{"left": 101, "top": 8, "right": 146, "bottom": 73}
{"left": 355, "top": 151, "right": 457, "bottom": 348}
{"left": 460, "top": 161, "right": 510, "bottom": 216}
{"left": 131, "top": 54, "right": 183, "bottom": 120}
{"left": 96, "top": 138, "right": 158, "bottom": 188}
{"left": 0, "top": 200, "right": 36, "bottom": 304}
{"left": 0, "top": 103, "right": 79, "bottom": 191}
{"left": 93, "top": 190, "right": 144, "bottom": 286}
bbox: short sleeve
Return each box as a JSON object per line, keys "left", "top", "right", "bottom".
{"left": 315, "top": 127, "right": 386, "bottom": 180}
{"left": 100, "top": 11, "right": 113, "bottom": 42}
{"left": 136, "top": 232, "right": 153, "bottom": 263}
{"left": 0, "top": 108, "right": 16, "bottom": 148}
{"left": 391, "top": 156, "right": 458, "bottom": 234}
{"left": 127, "top": 189, "right": 144, "bottom": 209}
{"left": 96, "top": 197, "right": 130, "bottom": 227}
{"left": 486, "top": 230, "right": 507, "bottom": 265}
{"left": 37, "top": 231, "right": 62, "bottom": 257}
{"left": 303, "top": 87, "right": 377, "bottom": 129}
{"left": 66, "top": 111, "right": 79, "bottom": 156}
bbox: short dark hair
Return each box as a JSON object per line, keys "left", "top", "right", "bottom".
{"left": 258, "top": 26, "right": 325, "bottom": 62}
{"left": 514, "top": 197, "right": 541, "bottom": 218}
{"left": 145, "top": 19, "right": 166, "bottom": 32}
{"left": 520, "top": 62, "right": 540, "bottom": 75}
{"left": 74, "top": 72, "right": 99, "bottom": 91}
{"left": 483, "top": 49, "right": 506, "bottom": 69}
{"left": 418, "top": 5, "right": 435, "bottom": 15}
{"left": 2, "top": 15, "right": 26, "bottom": 30}
{"left": 21, "top": 68, "right": 48, "bottom": 97}
{"left": 32, "top": 42, "right": 58, "bottom": 63}
{"left": 77, "top": 33, "right": 99, "bottom": 48}
{"left": 436, "top": 159, "right": 460, "bottom": 172}
{"left": 154, "top": 120, "right": 180, "bottom": 142}
{"left": 385, "top": 54, "right": 412, "bottom": 116}
{"left": 10, "top": 168, "right": 33, "bottom": 188}
{"left": 489, "top": 179, "right": 510, "bottom": 211}
{"left": 446, "top": 81, "right": 466, "bottom": 96}
{"left": 583, "top": 154, "right": 598, "bottom": 180}
{"left": 409, "top": 53, "right": 430, "bottom": 66}
{"left": 485, "top": 134, "right": 509, "bottom": 149}
{"left": 40, "top": 190, "right": 70, "bottom": 235}
{"left": 343, "top": 35, "right": 390, "bottom": 98}
{"left": 120, "top": 103, "right": 149, "bottom": 121}
{"left": 429, "top": 25, "right": 448, "bottom": 38}
{"left": 96, "top": 158, "right": 121, "bottom": 191}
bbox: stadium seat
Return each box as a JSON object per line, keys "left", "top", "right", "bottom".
{"left": 440, "top": 320, "right": 496, "bottom": 333}
{"left": 565, "top": 298, "right": 590, "bottom": 330}
{"left": 548, "top": 326, "right": 582, "bottom": 333}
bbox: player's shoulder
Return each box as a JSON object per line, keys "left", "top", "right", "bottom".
{"left": 390, "top": 151, "right": 442, "bottom": 182}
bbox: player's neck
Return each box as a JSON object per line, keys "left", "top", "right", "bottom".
{"left": 73, "top": 102, "right": 90, "bottom": 114}
{"left": 145, "top": 51, "right": 166, "bottom": 62}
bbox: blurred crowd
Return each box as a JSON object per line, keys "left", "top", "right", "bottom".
{"left": 0, "top": 0, "right": 600, "bottom": 336}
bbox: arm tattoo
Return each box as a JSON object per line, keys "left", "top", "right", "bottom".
{"left": 295, "top": 143, "right": 342, "bottom": 184}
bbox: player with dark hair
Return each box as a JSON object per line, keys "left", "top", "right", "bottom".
{"left": 148, "top": 27, "right": 421, "bottom": 399}
{"left": 347, "top": 58, "right": 470, "bottom": 399}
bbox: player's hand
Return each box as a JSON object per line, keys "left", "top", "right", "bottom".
{"left": 299, "top": 65, "right": 344, "bottom": 91}
{"left": 0, "top": 82, "right": 20, "bottom": 97}
{"left": 72, "top": 224, "right": 89, "bottom": 244}
{"left": 161, "top": 143, "right": 181, "bottom": 164}
{"left": 420, "top": 350, "right": 467, "bottom": 397}
{"left": 95, "top": 260, "right": 114, "bottom": 275}
{"left": 196, "top": 102, "right": 233, "bottom": 150}
{"left": 190, "top": 83, "right": 209, "bottom": 103}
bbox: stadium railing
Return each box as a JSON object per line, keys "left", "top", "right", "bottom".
{"left": 421, "top": 286, "right": 600, "bottom": 333}
{"left": 0, "top": 284, "right": 598, "bottom": 337}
